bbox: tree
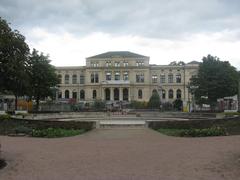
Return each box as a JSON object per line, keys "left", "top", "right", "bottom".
{"left": 190, "top": 55, "right": 239, "bottom": 109}
{"left": 29, "top": 49, "right": 59, "bottom": 111}
{"left": 173, "top": 99, "right": 183, "bottom": 111}
{"left": 148, "top": 92, "right": 160, "bottom": 109}
{"left": 0, "top": 17, "right": 30, "bottom": 109}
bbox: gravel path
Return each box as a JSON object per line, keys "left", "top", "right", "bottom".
{"left": 0, "top": 128, "right": 240, "bottom": 180}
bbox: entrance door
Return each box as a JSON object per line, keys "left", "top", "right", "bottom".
{"left": 105, "top": 88, "right": 110, "bottom": 101}
{"left": 114, "top": 88, "right": 119, "bottom": 101}
{"left": 123, "top": 88, "right": 128, "bottom": 101}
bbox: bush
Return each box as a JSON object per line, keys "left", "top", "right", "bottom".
{"left": 148, "top": 92, "right": 160, "bottom": 109}
{"left": 158, "top": 127, "right": 227, "bottom": 137}
{"left": 129, "top": 101, "right": 147, "bottom": 109}
{"left": 0, "top": 114, "right": 11, "bottom": 121}
{"left": 173, "top": 99, "right": 183, "bottom": 111}
{"left": 14, "top": 126, "right": 32, "bottom": 134}
{"left": 161, "top": 102, "right": 173, "bottom": 111}
{"left": 32, "top": 128, "right": 85, "bottom": 138}
{"left": 92, "top": 100, "right": 105, "bottom": 110}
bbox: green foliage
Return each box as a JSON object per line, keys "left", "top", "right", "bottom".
{"left": 29, "top": 49, "right": 59, "bottom": 110}
{"left": 92, "top": 100, "right": 105, "bottom": 110}
{"left": 158, "top": 127, "right": 227, "bottom": 137}
{"left": 129, "top": 101, "right": 148, "bottom": 109}
{"left": 190, "top": 55, "right": 239, "bottom": 109}
{"left": 148, "top": 92, "right": 160, "bottom": 109}
{"left": 0, "top": 17, "right": 30, "bottom": 101}
{"left": 0, "top": 114, "right": 11, "bottom": 121}
{"left": 173, "top": 99, "right": 183, "bottom": 111}
{"left": 32, "top": 128, "right": 85, "bottom": 138}
{"left": 14, "top": 125, "right": 32, "bottom": 134}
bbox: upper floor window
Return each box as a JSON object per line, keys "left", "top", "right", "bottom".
{"left": 136, "top": 73, "right": 144, "bottom": 83}
{"left": 152, "top": 75, "right": 158, "bottom": 83}
{"left": 57, "top": 74, "right": 62, "bottom": 84}
{"left": 176, "top": 74, "right": 181, "bottom": 83}
{"left": 106, "top": 72, "right": 111, "bottom": 81}
{"left": 91, "top": 62, "right": 99, "bottom": 67}
{"left": 72, "top": 74, "right": 77, "bottom": 84}
{"left": 160, "top": 74, "right": 165, "bottom": 83}
{"left": 123, "top": 61, "right": 128, "bottom": 67}
{"left": 91, "top": 72, "right": 99, "bottom": 83}
{"left": 80, "top": 75, "right": 85, "bottom": 84}
{"left": 114, "top": 62, "right": 120, "bottom": 67}
{"left": 136, "top": 61, "right": 144, "bottom": 66}
{"left": 123, "top": 72, "right": 129, "bottom": 81}
{"left": 106, "top": 61, "right": 111, "bottom": 67}
{"left": 115, "top": 72, "right": 120, "bottom": 80}
{"left": 65, "top": 74, "right": 69, "bottom": 84}
{"left": 168, "top": 73, "right": 173, "bottom": 83}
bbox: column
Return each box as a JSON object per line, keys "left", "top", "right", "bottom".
{"left": 119, "top": 87, "right": 123, "bottom": 101}
{"left": 110, "top": 88, "right": 114, "bottom": 101}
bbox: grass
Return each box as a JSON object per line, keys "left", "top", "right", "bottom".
{"left": 158, "top": 127, "right": 227, "bottom": 137}
{"left": 32, "top": 128, "right": 86, "bottom": 138}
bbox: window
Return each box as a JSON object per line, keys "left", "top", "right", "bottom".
{"left": 176, "top": 74, "right": 181, "bottom": 83}
{"left": 93, "top": 90, "right": 97, "bottom": 99}
{"left": 123, "top": 61, "right": 128, "bottom": 67}
{"left": 138, "top": 89, "right": 143, "bottom": 99}
{"left": 58, "top": 91, "right": 62, "bottom": 99}
{"left": 106, "top": 72, "right": 111, "bottom": 80}
{"left": 115, "top": 62, "right": 120, "bottom": 67}
{"left": 176, "top": 89, "right": 181, "bottom": 99}
{"left": 160, "top": 75, "right": 165, "bottom": 83}
{"left": 91, "top": 62, "right": 99, "bottom": 67}
{"left": 91, "top": 73, "right": 99, "bottom": 83}
{"left": 72, "top": 74, "right": 77, "bottom": 84}
{"left": 80, "top": 75, "right": 85, "bottom": 84}
{"left": 168, "top": 73, "right": 173, "bottom": 83}
{"left": 115, "top": 72, "right": 120, "bottom": 80}
{"left": 80, "top": 90, "right": 85, "bottom": 100}
{"left": 65, "top": 74, "right": 69, "bottom": 84}
{"left": 168, "top": 89, "right": 173, "bottom": 99}
{"left": 65, "top": 90, "right": 69, "bottom": 99}
{"left": 152, "top": 75, "right": 158, "bottom": 83}
{"left": 123, "top": 72, "right": 129, "bottom": 81}
{"left": 162, "top": 90, "right": 166, "bottom": 99}
{"left": 72, "top": 91, "right": 77, "bottom": 99}
{"left": 57, "top": 74, "right": 62, "bottom": 84}
{"left": 136, "top": 61, "right": 144, "bottom": 66}
{"left": 136, "top": 73, "right": 144, "bottom": 83}
{"left": 106, "top": 61, "right": 111, "bottom": 67}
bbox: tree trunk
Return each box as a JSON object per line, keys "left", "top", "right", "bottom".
{"left": 15, "top": 95, "right": 18, "bottom": 111}
{"left": 36, "top": 97, "right": 40, "bottom": 112}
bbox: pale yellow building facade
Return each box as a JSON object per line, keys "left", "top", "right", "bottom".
{"left": 55, "top": 51, "right": 198, "bottom": 105}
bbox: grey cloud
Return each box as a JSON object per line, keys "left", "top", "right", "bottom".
{"left": 1, "top": 0, "right": 240, "bottom": 39}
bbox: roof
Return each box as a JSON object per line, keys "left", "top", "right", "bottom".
{"left": 187, "top": 61, "right": 200, "bottom": 64}
{"left": 87, "top": 51, "right": 148, "bottom": 59}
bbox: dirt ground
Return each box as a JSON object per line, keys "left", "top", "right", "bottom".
{"left": 0, "top": 128, "right": 240, "bottom": 180}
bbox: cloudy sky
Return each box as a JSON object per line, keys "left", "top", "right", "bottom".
{"left": 1, "top": 0, "right": 240, "bottom": 69}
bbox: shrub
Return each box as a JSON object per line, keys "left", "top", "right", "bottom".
{"left": 0, "top": 114, "right": 11, "bottom": 121}
{"left": 148, "top": 92, "right": 160, "bottom": 109}
{"left": 173, "top": 99, "right": 183, "bottom": 111}
{"left": 92, "top": 100, "right": 105, "bottom": 110}
{"left": 129, "top": 101, "right": 147, "bottom": 109}
{"left": 180, "top": 127, "right": 227, "bottom": 137}
{"left": 14, "top": 126, "right": 32, "bottom": 134}
{"left": 161, "top": 102, "right": 173, "bottom": 111}
{"left": 32, "top": 128, "right": 85, "bottom": 138}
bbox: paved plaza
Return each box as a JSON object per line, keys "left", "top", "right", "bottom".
{"left": 0, "top": 128, "right": 240, "bottom": 180}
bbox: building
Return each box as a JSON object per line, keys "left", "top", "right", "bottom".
{"left": 55, "top": 51, "right": 199, "bottom": 108}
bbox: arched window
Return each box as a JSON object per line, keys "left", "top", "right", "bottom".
{"left": 176, "top": 89, "right": 182, "bottom": 99}
{"left": 80, "top": 90, "right": 85, "bottom": 100}
{"left": 72, "top": 74, "right": 77, "bottom": 84}
{"left": 57, "top": 74, "right": 62, "bottom": 84}
{"left": 138, "top": 89, "right": 143, "bottom": 99}
{"left": 168, "top": 73, "right": 173, "bottom": 83}
{"left": 162, "top": 90, "right": 166, "bottom": 99}
{"left": 176, "top": 74, "right": 181, "bottom": 83}
{"left": 80, "top": 75, "right": 85, "bottom": 84}
{"left": 152, "top": 89, "right": 158, "bottom": 95}
{"left": 168, "top": 89, "right": 173, "bottom": 99}
{"left": 58, "top": 91, "right": 62, "bottom": 99}
{"left": 93, "top": 90, "right": 97, "bottom": 99}
{"left": 72, "top": 91, "right": 77, "bottom": 99}
{"left": 65, "top": 74, "right": 69, "bottom": 84}
{"left": 65, "top": 90, "right": 69, "bottom": 99}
